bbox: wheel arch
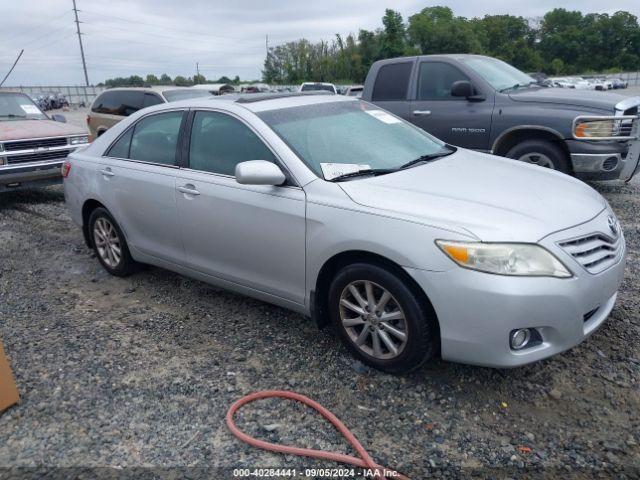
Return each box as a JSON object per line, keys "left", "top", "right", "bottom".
{"left": 311, "top": 250, "right": 440, "bottom": 338}
{"left": 492, "top": 126, "right": 569, "bottom": 158}
{"left": 81, "top": 198, "right": 107, "bottom": 248}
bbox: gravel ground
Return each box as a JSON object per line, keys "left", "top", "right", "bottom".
{"left": 0, "top": 176, "right": 638, "bottom": 479}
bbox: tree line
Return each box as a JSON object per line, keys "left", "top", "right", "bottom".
{"left": 98, "top": 74, "right": 242, "bottom": 88}
{"left": 263, "top": 6, "right": 640, "bottom": 84}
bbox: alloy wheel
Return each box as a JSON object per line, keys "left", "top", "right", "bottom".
{"left": 518, "top": 152, "right": 555, "bottom": 169}
{"left": 93, "top": 217, "right": 122, "bottom": 268}
{"left": 339, "top": 280, "right": 408, "bottom": 360}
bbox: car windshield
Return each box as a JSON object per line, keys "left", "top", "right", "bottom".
{"left": 301, "top": 84, "right": 334, "bottom": 92}
{"left": 162, "top": 89, "right": 214, "bottom": 102}
{"left": 258, "top": 100, "right": 452, "bottom": 179}
{"left": 0, "top": 92, "right": 47, "bottom": 121}
{"left": 459, "top": 56, "right": 536, "bottom": 92}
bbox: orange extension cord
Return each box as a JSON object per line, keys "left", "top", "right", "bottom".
{"left": 226, "top": 390, "right": 410, "bottom": 480}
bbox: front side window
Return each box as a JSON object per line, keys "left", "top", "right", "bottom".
{"left": 107, "top": 111, "right": 183, "bottom": 165}
{"left": 258, "top": 100, "right": 451, "bottom": 179}
{"left": 418, "top": 62, "right": 470, "bottom": 100}
{"left": 142, "top": 93, "right": 163, "bottom": 108}
{"left": 0, "top": 93, "right": 47, "bottom": 121}
{"left": 371, "top": 62, "right": 412, "bottom": 101}
{"left": 93, "top": 91, "right": 143, "bottom": 116}
{"left": 188, "top": 111, "right": 275, "bottom": 176}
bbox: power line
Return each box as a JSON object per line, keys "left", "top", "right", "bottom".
{"left": 72, "top": 0, "right": 89, "bottom": 86}
{"left": 0, "top": 50, "right": 24, "bottom": 87}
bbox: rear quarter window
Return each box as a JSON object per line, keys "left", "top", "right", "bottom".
{"left": 92, "top": 91, "right": 143, "bottom": 116}
{"left": 372, "top": 62, "right": 413, "bottom": 101}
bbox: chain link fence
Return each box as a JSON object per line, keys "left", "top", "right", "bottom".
{"left": 0, "top": 85, "right": 105, "bottom": 106}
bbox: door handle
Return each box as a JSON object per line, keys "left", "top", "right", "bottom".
{"left": 413, "top": 110, "right": 431, "bottom": 116}
{"left": 100, "top": 168, "right": 115, "bottom": 177}
{"left": 178, "top": 184, "right": 200, "bottom": 196}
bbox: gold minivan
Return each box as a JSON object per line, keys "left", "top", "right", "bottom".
{"left": 87, "top": 86, "right": 213, "bottom": 139}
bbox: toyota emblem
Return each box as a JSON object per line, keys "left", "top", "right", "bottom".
{"left": 607, "top": 215, "right": 619, "bottom": 237}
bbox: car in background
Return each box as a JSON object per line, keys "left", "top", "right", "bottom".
{"left": 343, "top": 85, "right": 363, "bottom": 98}
{"left": 567, "top": 77, "right": 593, "bottom": 90}
{"left": 87, "top": 86, "right": 214, "bottom": 139}
{"left": 64, "top": 92, "right": 626, "bottom": 372}
{"left": 611, "top": 78, "right": 628, "bottom": 89}
{"left": 0, "top": 91, "right": 87, "bottom": 192}
{"left": 548, "top": 77, "right": 575, "bottom": 88}
{"left": 362, "top": 54, "right": 640, "bottom": 182}
{"left": 299, "top": 82, "right": 337, "bottom": 94}
{"left": 192, "top": 83, "right": 236, "bottom": 95}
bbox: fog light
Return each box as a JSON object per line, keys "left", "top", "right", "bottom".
{"left": 510, "top": 329, "right": 531, "bottom": 350}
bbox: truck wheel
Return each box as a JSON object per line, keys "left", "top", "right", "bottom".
{"left": 88, "top": 207, "right": 137, "bottom": 277}
{"left": 328, "top": 263, "right": 438, "bottom": 374}
{"left": 506, "top": 140, "right": 570, "bottom": 173}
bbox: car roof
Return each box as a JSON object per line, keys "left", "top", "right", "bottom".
{"left": 102, "top": 86, "right": 193, "bottom": 94}
{"left": 148, "top": 91, "right": 356, "bottom": 113}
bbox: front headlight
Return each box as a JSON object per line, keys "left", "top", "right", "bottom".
{"left": 70, "top": 135, "right": 89, "bottom": 145}
{"left": 574, "top": 119, "right": 616, "bottom": 138}
{"left": 436, "top": 241, "right": 572, "bottom": 278}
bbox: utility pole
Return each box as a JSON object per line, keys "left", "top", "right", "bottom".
{"left": 0, "top": 50, "right": 24, "bottom": 87}
{"left": 196, "top": 62, "right": 200, "bottom": 80}
{"left": 265, "top": 34, "right": 269, "bottom": 56}
{"left": 72, "top": 0, "right": 90, "bottom": 86}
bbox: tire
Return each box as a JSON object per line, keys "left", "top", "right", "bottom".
{"left": 506, "top": 139, "right": 571, "bottom": 174}
{"left": 88, "top": 207, "right": 137, "bottom": 277}
{"left": 328, "top": 263, "right": 438, "bottom": 374}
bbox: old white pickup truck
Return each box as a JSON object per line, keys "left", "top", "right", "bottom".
{"left": 0, "top": 91, "right": 88, "bottom": 192}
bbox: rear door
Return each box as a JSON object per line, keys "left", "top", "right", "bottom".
{"left": 97, "top": 109, "right": 186, "bottom": 263}
{"left": 410, "top": 61, "right": 494, "bottom": 150}
{"left": 175, "top": 109, "right": 306, "bottom": 304}
{"left": 369, "top": 61, "right": 414, "bottom": 121}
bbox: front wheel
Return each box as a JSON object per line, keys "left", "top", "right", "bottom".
{"left": 328, "top": 263, "right": 438, "bottom": 373}
{"left": 88, "top": 207, "right": 137, "bottom": 277}
{"left": 506, "top": 139, "right": 571, "bottom": 174}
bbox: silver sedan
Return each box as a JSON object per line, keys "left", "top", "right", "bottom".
{"left": 63, "top": 93, "right": 625, "bottom": 373}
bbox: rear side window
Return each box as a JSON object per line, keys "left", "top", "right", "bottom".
{"left": 143, "top": 93, "right": 163, "bottom": 108}
{"left": 372, "top": 62, "right": 412, "bottom": 101}
{"left": 418, "top": 62, "right": 469, "bottom": 100}
{"left": 92, "top": 91, "right": 143, "bottom": 116}
{"left": 188, "top": 111, "right": 275, "bottom": 176}
{"left": 107, "top": 111, "right": 184, "bottom": 165}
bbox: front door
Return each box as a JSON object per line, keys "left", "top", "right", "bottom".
{"left": 175, "top": 110, "right": 306, "bottom": 305}
{"left": 410, "top": 61, "right": 494, "bottom": 150}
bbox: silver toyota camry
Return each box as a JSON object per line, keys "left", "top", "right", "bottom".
{"left": 63, "top": 93, "right": 626, "bottom": 373}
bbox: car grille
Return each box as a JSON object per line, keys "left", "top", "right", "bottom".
{"left": 559, "top": 233, "right": 623, "bottom": 274}
{"left": 6, "top": 149, "right": 71, "bottom": 165}
{"left": 3, "top": 137, "right": 68, "bottom": 151}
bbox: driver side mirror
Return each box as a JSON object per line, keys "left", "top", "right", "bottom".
{"left": 451, "top": 81, "right": 485, "bottom": 102}
{"left": 235, "top": 160, "right": 286, "bottom": 186}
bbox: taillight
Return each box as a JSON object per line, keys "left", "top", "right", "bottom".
{"left": 61, "top": 161, "right": 72, "bottom": 178}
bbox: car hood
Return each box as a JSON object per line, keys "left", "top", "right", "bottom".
{"left": 338, "top": 150, "right": 606, "bottom": 242}
{"left": 0, "top": 119, "right": 85, "bottom": 141}
{"left": 508, "top": 88, "right": 630, "bottom": 113}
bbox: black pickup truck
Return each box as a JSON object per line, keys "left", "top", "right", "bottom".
{"left": 362, "top": 54, "right": 640, "bottom": 182}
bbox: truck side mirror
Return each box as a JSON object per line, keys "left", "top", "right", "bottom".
{"left": 451, "top": 81, "right": 485, "bottom": 101}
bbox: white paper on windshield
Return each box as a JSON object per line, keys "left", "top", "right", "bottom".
{"left": 20, "top": 104, "right": 40, "bottom": 114}
{"left": 365, "top": 109, "right": 401, "bottom": 124}
{"left": 320, "top": 163, "right": 371, "bottom": 180}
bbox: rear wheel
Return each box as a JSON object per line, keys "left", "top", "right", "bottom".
{"left": 88, "top": 207, "right": 137, "bottom": 276}
{"left": 506, "top": 139, "right": 570, "bottom": 173}
{"left": 329, "top": 263, "right": 438, "bottom": 373}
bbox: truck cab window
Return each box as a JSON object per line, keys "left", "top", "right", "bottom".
{"left": 418, "top": 62, "right": 470, "bottom": 100}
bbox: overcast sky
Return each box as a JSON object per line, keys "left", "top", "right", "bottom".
{"left": 1, "top": 0, "right": 638, "bottom": 86}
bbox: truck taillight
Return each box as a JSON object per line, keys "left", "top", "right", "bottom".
{"left": 61, "top": 161, "right": 72, "bottom": 178}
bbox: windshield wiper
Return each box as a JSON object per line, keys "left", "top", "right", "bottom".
{"left": 0, "top": 114, "right": 28, "bottom": 118}
{"left": 331, "top": 168, "right": 396, "bottom": 182}
{"left": 399, "top": 150, "right": 455, "bottom": 170}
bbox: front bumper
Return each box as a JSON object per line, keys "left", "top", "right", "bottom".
{"left": 567, "top": 139, "right": 640, "bottom": 181}
{"left": 406, "top": 211, "right": 626, "bottom": 368}
{"left": 0, "top": 160, "right": 64, "bottom": 192}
